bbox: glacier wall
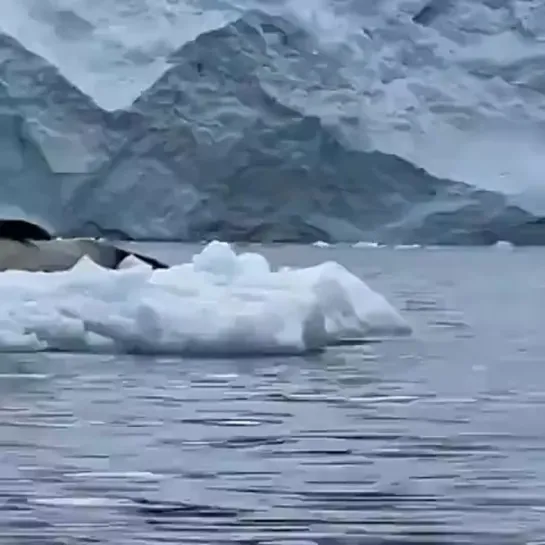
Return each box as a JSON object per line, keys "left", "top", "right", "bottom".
{"left": 0, "top": 0, "right": 545, "bottom": 243}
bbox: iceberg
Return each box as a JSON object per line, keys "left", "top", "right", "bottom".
{"left": 0, "top": 1, "right": 544, "bottom": 244}
{"left": 0, "top": 241, "right": 410, "bottom": 356}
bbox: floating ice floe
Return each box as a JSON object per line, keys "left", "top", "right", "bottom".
{"left": 0, "top": 241, "right": 411, "bottom": 356}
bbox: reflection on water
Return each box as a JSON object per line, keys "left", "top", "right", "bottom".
{"left": 0, "top": 246, "right": 544, "bottom": 544}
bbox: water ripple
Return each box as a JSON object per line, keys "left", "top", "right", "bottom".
{"left": 0, "top": 247, "right": 544, "bottom": 543}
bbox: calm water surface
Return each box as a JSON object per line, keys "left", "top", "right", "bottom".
{"left": 0, "top": 245, "right": 544, "bottom": 544}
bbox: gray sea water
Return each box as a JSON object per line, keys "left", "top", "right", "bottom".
{"left": 0, "top": 244, "right": 543, "bottom": 545}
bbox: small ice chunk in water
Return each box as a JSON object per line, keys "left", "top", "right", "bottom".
{"left": 493, "top": 240, "right": 514, "bottom": 250}
{"left": 352, "top": 241, "right": 382, "bottom": 248}
{"left": 0, "top": 242, "right": 410, "bottom": 356}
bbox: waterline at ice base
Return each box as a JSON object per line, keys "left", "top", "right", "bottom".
{"left": 0, "top": 241, "right": 410, "bottom": 356}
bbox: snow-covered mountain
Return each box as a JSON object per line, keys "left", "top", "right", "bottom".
{"left": 0, "top": 0, "right": 545, "bottom": 243}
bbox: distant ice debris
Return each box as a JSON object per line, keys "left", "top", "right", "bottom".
{"left": 312, "top": 241, "right": 331, "bottom": 248}
{"left": 493, "top": 240, "right": 514, "bottom": 250}
{"left": 352, "top": 242, "right": 383, "bottom": 249}
{"left": 394, "top": 244, "right": 422, "bottom": 250}
{"left": 0, "top": 241, "right": 410, "bottom": 356}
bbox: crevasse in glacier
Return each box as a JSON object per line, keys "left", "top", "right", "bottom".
{"left": 0, "top": 1, "right": 544, "bottom": 243}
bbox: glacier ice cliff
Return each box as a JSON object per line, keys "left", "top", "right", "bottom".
{"left": 1, "top": 1, "right": 545, "bottom": 243}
